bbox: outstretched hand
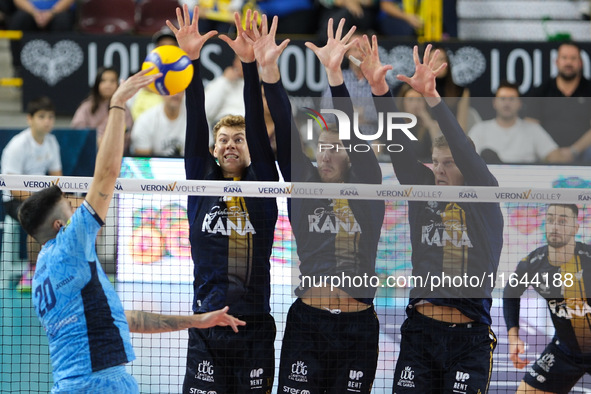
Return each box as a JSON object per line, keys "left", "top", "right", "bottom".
{"left": 219, "top": 10, "right": 256, "bottom": 63}
{"left": 356, "top": 34, "right": 392, "bottom": 95}
{"left": 397, "top": 44, "right": 446, "bottom": 99}
{"left": 194, "top": 306, "right": 247, "bottom": 333}
{"left": 167, "top": 4, "right": 217, "bottom": 61}
{"left": 110, "top": 67, "right": 162, "bottom": 107}
{"left": 305, "top": 18, "right": 357, "bottom": 76}
{"left": 508, "top": 336, "right": 529, "bottom": 369}
{"left": 243, "top": 13, "right": 290, "bottom": 71}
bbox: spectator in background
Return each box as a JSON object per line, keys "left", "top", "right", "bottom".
{"left": 257, "top": 0, "right": 317, "bottom": 35}
{"left": 429, "top": 44, "right": 478, "bottom": 133}
{"left": 178, "top": 0, "right": 239, "bottom": 34}
{"left": 71, "top": 67, "right": 134, "bottom": 151}
{"left": 396, "top": 84, "right": 441, "bottom": 162}
{"left": 469, "top": 81, "right": 558, "bottom": 164}
{"left": 378, "top": 0, "right": 423, "bottom": 37}
{"left": 1, "top": 96, "right": 62, "bottom": 293}
{"left": 204, "top": 54, "right": 245, "bottom": 144}
{"left": 7, "top": 0, "right": 76, "bottom": 76}
{"left": 130, "top": 91, "right": 186, "bottom": 157}
{"left": 442, "top": 0, "right": 458, "bottom": 39}
{"left": 528, "top": 41, "right": 591, "bottom": 163}
{"left": 0, "top": 0, "right": 15, "bottom": 28}
{"left": 317, "top": 0, "right": 378, "bottom": 41}
{"left": 130, "top": 26, "right": 178, "bottom": 120}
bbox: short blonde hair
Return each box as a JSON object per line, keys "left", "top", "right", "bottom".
{"left": 213, "top": 115, "right": 246, "bottom": 141}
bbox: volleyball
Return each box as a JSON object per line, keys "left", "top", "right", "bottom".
{"left": 142, "top": 45, "right": 193, "bottom": 96}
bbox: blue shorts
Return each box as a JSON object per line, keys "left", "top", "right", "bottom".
{"left": 523, "top": 339, "right": 591, "bottom": 394}
{"left": 51, "top": 365, "right": 138, "bottom": 394}
{"left": 278, "top": 298, "right": 380, "bottom": 394}
{"left": 392, "top": 308, "right": 497, "bottom": 394}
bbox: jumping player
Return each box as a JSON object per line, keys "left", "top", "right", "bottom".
{"left": 504, "top": 204, "right": 591, "bottom": 393}
{"left": 18, "top": 69, "right": 245, "bottom": 394}
{"left": 247, "top": 17, "right": 385, "bottom": 393}
{"left": 358, "top": 38, "right": 503, "bottom": 393}
{"left": 167, "top": 5, "right": 279, "bottom": 393}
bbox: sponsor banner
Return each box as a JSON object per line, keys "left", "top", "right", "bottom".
{"left": 0, "top": 175, "right": 589, "bottom": 203}
{"left": 20, "top": 32, "right": 591, "bottom": 115}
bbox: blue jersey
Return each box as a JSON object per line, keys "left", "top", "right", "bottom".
{"left": 32, "top": 201, "right": 135, "bottom": 383}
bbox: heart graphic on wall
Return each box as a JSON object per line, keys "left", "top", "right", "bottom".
{"left": 379, "top": 45, "right": 415, "bottom": 88}
{"left": 378, "top": 45, "right": 487, "bottom": 88}
{"left": 448, "top": 46, "right": 486, "bottom": 87}
{"left": 21, "top": 39, "right": 84, "bottom": 86}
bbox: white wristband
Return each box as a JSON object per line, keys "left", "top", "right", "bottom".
{"left": 348, "top": 55, "right": 361, "bottom": 67}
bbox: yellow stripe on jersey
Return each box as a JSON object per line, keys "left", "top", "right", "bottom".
{"left": 561, "top": 255, "right": 591, "bottom": 352}
{"left": 442, "top": 202, "right": 469, "bottom": 276}
{"left": 333, "top": 199, "right": 361, "bottom": 271}
{"left": 225, "top": 191, "right": 253, "bottom": 287}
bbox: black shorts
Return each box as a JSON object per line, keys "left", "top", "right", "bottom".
{"left": 392, "top": 308, "right": 497, "bottom": 394}
{"left": 278, "top": 298, "right": 380, "bottom": 394}
{"left": 522, "top": 339, "right": 591, "bottom": 394}
{"left": 182, "top": 313, "right": 276, "bottom": 394}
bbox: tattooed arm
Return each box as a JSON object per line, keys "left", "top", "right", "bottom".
{"left": 125, "top": 306, "right": 246, "bottom": 333}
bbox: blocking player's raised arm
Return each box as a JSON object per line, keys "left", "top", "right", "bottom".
{"left": 398, "top": 44, "right": 497, "bottom": 187}
{"left": 242, "top": 60, "right": 278, "bottom": 181}
{"left": 167, "top": 4, "right": 217, "bottom": 179}
{"left": 356, "top": 34, "right": 430, "bottom": 185}
{"left": 246, "top": 13, "right": 294, "bottom": 181}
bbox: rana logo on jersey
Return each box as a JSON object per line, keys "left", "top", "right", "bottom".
{"left": 202, "top": 205, "right": 256, "bottom": 236}
{"left": 308, "top": 205, "right": 361, "bottom": 234}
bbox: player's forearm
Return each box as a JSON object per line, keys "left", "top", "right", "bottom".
{"left": 94, "top": 105, "right": 126, "bottom": 182}
{"left": 571, "top": 127, "right": 591, "bottom": 156}
{"left": 380, "top": 1, "right": 407, "bottom": 19}
{"left": 14, "top": 0, "right": 38, "bottom": 14}
{"left": 326, "top": 69, "right": 344, "bottom": 87}
{"left": 125, "top": 310, "right": 195, "bottom": 333}
{"left": 259, "top": 63, "right": 280, "bottom": 84}
{"left": 507, "top": 326, "right": 520, "bottom": 340}
{"left": 185, "top": 59, "right": 211, "bottom": 159}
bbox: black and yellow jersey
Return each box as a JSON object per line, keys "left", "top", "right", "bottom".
{"left": 265, "top": 81, "right": 385, "bottom": 304}
{"left": 184, "top": 59, "right": 278, "bottom": 316}
{"left": 374, "top": 93, "right": 504, "bottom": 325}
{"left": 504, "top": 242, "right": 591, "bottom": 356}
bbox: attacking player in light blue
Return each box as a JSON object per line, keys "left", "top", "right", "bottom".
{"left": 17, "top": 68, "right": 245, "bottom": 394}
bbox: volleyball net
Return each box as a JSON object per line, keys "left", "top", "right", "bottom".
{"left": 1, "top": 161, "right": 591, "bottom": 392}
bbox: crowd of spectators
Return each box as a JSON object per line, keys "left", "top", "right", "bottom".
{"left": 0, "top": 0, "right": 457, "bottom": 42}
{"left": 1, "top": 2, "right": 591, "bottom": 167}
